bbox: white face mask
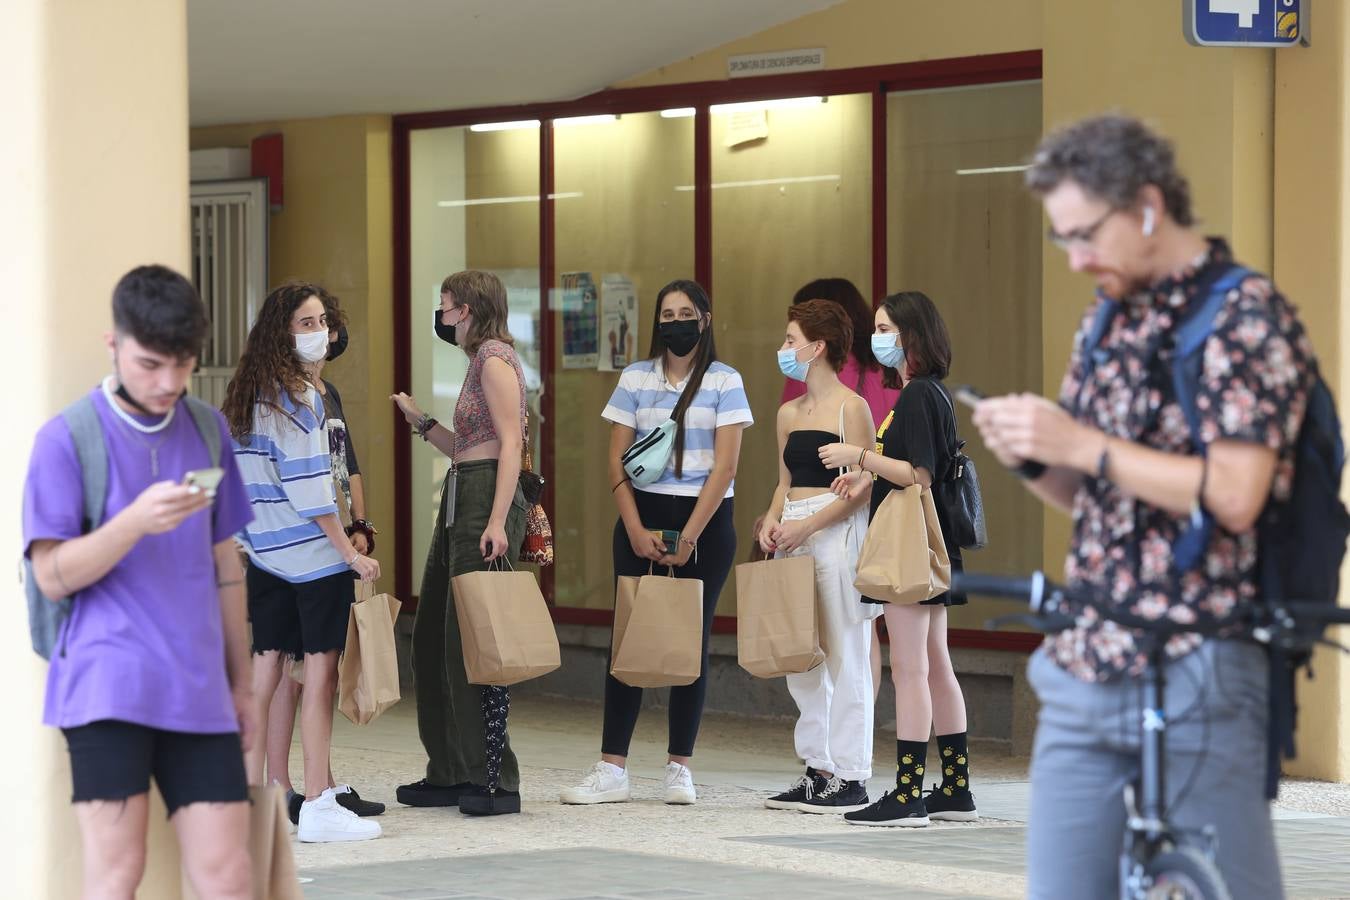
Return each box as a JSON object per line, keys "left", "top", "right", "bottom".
{"left": 294, "top": 330, "right": 329, "bottom": 363}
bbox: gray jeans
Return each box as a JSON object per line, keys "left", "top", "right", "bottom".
{"left": 1026, "top": 640, "right": 1283, "bottom": 900}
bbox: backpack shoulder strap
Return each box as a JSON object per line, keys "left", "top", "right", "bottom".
{"left": 1080, "top": 297, "right": 1121, "bottom": 384}
{"left": 183, "top": 395, "right": 223, "bottom": 467}
{"left": 1169, "top": 264, "right": 1254, "bottom": 571}
{"left": 60, "top": 395, "right": 108, "bottom": 532}
{"left": 1172, "top": 265, "right": 1254, "bottom": 439}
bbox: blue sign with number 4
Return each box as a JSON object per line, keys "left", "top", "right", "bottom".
{"left": 1185, "top": 0, "right": 1304, "bottom": 47}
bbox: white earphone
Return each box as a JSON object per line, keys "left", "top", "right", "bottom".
{"left": 1142, "top": 206, "right": 1156, "bottom": 237}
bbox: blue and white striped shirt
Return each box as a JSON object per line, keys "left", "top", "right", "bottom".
{"left": 233, "top": 385, "right": 347, "bottom": 583}
{"left": 602, "top": 359, "right": 753, "bottom": 498}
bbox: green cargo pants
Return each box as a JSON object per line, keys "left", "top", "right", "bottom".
{"left": 411, "top": 459, "right": 528, "bottom": 791}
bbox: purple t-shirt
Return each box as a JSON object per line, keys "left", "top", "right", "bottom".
{"left": 23, "top": 387, "right": 253, "bottom": 733}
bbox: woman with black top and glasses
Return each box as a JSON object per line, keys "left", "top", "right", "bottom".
{"left": 820, "top": 291, "right": 977, "bottom": 827}
{"left": 561, "top": 279, "right": 752, "bottom": 807}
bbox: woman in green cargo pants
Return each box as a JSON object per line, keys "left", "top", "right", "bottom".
{"left": 391, "top": 269, "right": 531, "bottom": 817}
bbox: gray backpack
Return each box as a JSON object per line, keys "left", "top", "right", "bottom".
{"left": 22, "top": 393, "right": 221, "bottom": 660}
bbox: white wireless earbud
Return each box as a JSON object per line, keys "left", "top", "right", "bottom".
{"left": 1142, "top": 206, "right": 1156, "bottom": 237}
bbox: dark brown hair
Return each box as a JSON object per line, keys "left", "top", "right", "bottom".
{"left": 878, "top": 291, "right": 952, "bottom": 389}
{"left": 788, "top": 299, "right": 852, "bottom": 373}
{"left": 222, "top": 281, "right": 324, "bottom": 440}
{"left": 1025, "top": 114, "right": 1194, "bottom": 226}
{"left": 791, "top": 277, "right": 876, "bottom": 375}
{"left": 441, "top": 270, "right": 514, "bottom": 356}
{"left": 646, "top": 279, "right": 718, "bottom": 479}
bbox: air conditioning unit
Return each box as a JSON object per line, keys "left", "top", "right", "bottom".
{"left": 190, "top": 147, "right": 251, "bottom": 182}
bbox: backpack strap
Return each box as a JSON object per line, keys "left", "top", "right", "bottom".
{"left": 60, "top": 396, "right": 108, "bottom": 533}
{"left": 1079, "top": 296, "right": 1121, "bottom": 392}
{"left": 183, "top": 395, "right": 222, "bottom": 467}
{"left": 1170, "top": 265, "right": 1254, "bottom": 571}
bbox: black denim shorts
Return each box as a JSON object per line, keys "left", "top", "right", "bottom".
{"left": 62, "top": 719, "right": 247, "bottom": 816}
{"left": 247, "top": 564, "right": 355, "bottom": 658}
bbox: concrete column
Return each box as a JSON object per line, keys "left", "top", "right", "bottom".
{"left": 1272, "top": 1, "right": 1349, "bottom": 782}
{"left": 1, "top": 0, "right": 191, "bottom": 895}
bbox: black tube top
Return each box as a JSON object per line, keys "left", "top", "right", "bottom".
{"left": 784, "top": 429, "right": 838, "bottom": 488}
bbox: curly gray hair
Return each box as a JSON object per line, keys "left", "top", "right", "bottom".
{"left": 1025, "top": 115, "right": 1194, "bottom": 227}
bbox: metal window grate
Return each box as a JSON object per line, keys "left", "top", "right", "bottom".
{"left": 189, "top": 178, "right": 267, "bottom": 408}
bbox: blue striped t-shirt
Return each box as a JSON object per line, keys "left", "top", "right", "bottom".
{"left": 234, "top": 384, "right": 347, "bottom": 582}
{"left": 602, "top": 359, "right": 753, "bottom": 498}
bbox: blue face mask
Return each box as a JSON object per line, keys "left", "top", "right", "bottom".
{"left": 777, "top": 345, "right": 816, "bottom": 382}
{"left": 871, "top": 333, "right": 905, "bottom": 370}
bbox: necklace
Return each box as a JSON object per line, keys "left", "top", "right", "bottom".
{"left": 101, "top": 377, "right": 176, "bottom": 476}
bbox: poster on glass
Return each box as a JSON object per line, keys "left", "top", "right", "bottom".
{"left": 599, "top": 274, "right": 639, "bottom": 372}
{"left": 561, "top": 271, "right": 598, "bottom": 370}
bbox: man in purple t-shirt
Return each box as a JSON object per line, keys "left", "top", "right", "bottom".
{"left": 23, "top": 266, "right": 256, "bottom": 899}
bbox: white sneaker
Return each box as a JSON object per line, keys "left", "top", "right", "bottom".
{"left": 297, "top": 788, "right": 382, "bottom": 842}
{"left": 560, "top": 761, "right": 631, "bottom": 805}
{"left": 663, "top": 762, "right": 696, "bottom": 805}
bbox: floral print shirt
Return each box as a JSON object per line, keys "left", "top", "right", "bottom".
{"left": 1049, "top": 238, "right": 1317, "bottom": 682}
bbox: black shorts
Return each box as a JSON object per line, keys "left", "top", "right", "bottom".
{"left": 62, "top": 720, "right": 247, "bottom": 816}
{"left": 247, "top": 565, "right": 355, "bottom": 658}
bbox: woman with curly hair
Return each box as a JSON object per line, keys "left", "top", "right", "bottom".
{"left": 222, "top": 281, "right": 381, "bottom": 843}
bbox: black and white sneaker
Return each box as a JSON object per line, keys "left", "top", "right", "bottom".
{"left": 765, "top": 768, "right": 825, "bottom": 810}
{"left": 925, "top": 787, "right": 978, "bottom": 822}
{"left": 334, "top": 784, "right": 386, "bottom": 817}
{"left": 844, "top": 787, "right": 930, "bottom": 827}
{"left": 798, "top": 776, "right": 870, "bottom": 814}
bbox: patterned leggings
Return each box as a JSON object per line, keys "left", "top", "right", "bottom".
{"left": 481, "top": 685, "right": 510, "bottom": 792}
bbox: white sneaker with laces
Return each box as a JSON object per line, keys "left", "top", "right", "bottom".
{"left": 560, "top": 761, "right": 631, "bottom": 805}
{"left": 297, "top": 788, "right": 382, "bottom": 843}
{"left": 663, "top": 762, "right": 696, "bottom": 805}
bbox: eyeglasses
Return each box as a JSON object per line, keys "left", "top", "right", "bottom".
{"left": 1047, "top": 207, "right": 1119, "bottom": 251}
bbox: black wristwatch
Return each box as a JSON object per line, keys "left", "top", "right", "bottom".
{"left": 1013, "top": 460, "right": 1047, "bottom": 480}
{"left": 414, "top": 414, "right": 438, "bottom": 440}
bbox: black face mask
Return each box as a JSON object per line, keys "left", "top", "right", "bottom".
{"left": 326, "top": 326, "right": 349, "bottom": 361}
{"left": 657, "top": 319, "right": 701, "bottom": 358}
{"left": 115, "top": 382, "right": 184, "bottom": 416}
{"left": 434, "top": 309, "right": 459, "bottom": 345}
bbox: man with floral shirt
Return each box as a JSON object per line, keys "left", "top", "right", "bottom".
{"left": 973, "top": 115, "right": 1315, "bottom": 900}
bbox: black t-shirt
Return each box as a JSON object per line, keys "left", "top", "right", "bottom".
{"left": 870, "top": 377, "right": 963, "bottom": 597}
{"left": 321, "top": 380, "right": 360, "bottom": 476}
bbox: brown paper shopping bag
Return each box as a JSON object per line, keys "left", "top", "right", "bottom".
{"left": 610, "top": 567, "right": 703, "bottom": 688}
{"left": 735, "top": 555, "right": 825, "bottom": 678}
{"left": 854, "top": 484, "right": 951, "bottom": 604}
{"left": 452, "top": 566, "right": 561, "bottom": 686}
{"left": 181, "top": 785, "right": 301, "bottom": 900}
{"left": 337, "top": 587, "right": 403, "bottom": 725}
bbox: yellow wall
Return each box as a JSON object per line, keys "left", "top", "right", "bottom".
{"left": 5, "top": 0, "right": 192, "bottom": 895}
{"left": 1271, "top": 1, "right": 1349, "bottom": 782}
{"left": 189, "top": 115, "right": 398, "bottom": 594}
{"left": 618, "top": 0, "right": 1042, "bottom": 87}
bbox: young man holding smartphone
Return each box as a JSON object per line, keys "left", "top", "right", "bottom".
{"left": 23, "top": 265, "right": 257, "bottom": 899}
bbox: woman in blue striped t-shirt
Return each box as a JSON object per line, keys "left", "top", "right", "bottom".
{"left": 561, "top": 279, "right": 752, "bottom": 807}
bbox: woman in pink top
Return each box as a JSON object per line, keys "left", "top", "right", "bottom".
{"left": 773, "top": 278, "right": 896, "bottom": 695}
{"left": 780, "top": 278, "right": 898, "bottom": 425}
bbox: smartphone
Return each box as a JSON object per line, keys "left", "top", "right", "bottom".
{"left": 953, "top": 385, "right": 986, "bottom": 409}
{"left": 183, "top": 467, "right": 225, "bottom": 498}
{"left": 649, "top": 529, "right": 681, "bottom": 555}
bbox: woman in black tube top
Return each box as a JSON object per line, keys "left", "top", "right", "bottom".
{"left": 758, "top": 300, "right": 878, "bottom": 817}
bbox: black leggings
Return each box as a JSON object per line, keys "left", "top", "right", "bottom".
{"left": 602, "top": 492, "right": 736, "bottom": 759}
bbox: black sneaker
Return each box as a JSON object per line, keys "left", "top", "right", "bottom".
{"left": 765, "top": 768, "right": 826, "bottom": 810}
{"left": 925, "top": 786, "right": 978, "bottom": 822}
{"left": 396, "top": 778, "right": 471, "bottom": 808}
{"left": 334, "top": 785, "right": 386, "bottom": 817}
{"left": 458, "top": 786, "right": 522, "bottom": 817}
{"left": 286, "top": 789, "right": 302, "bottom": 827}
{"left": 798, "top": 776, "right": 870, "bottom": 814}
{"left": 844, "top": 787, "right": 930, "bottom": 827}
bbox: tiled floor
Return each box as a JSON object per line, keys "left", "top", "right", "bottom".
{"left": 302, "top": 848, "right": 1004, "bottom": 900}
{"left": 731, "top": 819, "right": 1350, "bottom": 899}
